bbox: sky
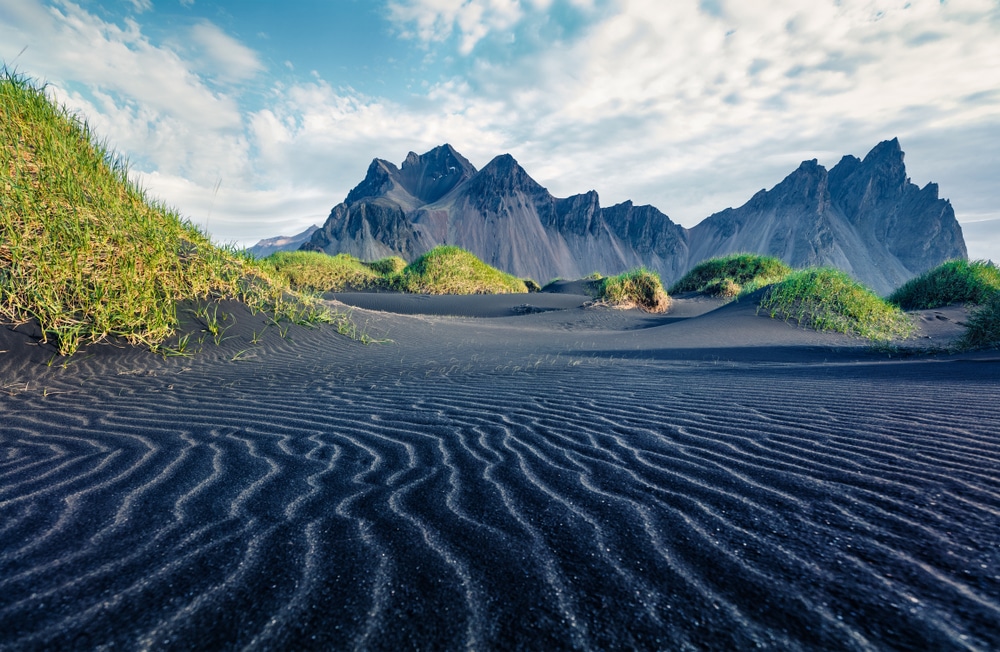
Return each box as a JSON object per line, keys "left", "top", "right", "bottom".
{"left": 1, "top": 0, "right": 998, "bottom": 259}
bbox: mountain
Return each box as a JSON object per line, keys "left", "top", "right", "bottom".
{"left": 248, "top": 224, "right": 319, "bottom": 258}
{"left": 300, "top": 140, "right": 966, "bottom": 294}
{"left": 304, "top": 144, "right": 690, "bottom": 284}
{"left": 687, "top": 138, "right": 966, "bottom": 293}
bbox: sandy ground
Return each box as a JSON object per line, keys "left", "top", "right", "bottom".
{"left": 1, "top": 291, "right": 998, "bottom": 650}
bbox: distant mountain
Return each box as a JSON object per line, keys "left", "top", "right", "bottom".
{"left": 300, "top": 140, "right": 966, "bottom": 294}
{"left": 687, "top": 138, "right": 966, "bottom": 293}
{"left": 248, "top": 225, "right": 319, "bottom": 258}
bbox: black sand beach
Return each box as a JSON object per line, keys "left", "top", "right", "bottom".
{"left": 1, "top": 292, "right": 998, "bottom": 650}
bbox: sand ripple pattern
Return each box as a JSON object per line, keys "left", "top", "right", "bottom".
{"left": 2, "top": 359, "right": 999, "bottom": 650}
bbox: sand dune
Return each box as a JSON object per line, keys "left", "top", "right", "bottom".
{"left": 1, "top": 294, "right": 998, "bottom": 650}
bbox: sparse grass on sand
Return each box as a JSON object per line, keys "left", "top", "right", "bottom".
{"left": 598, "top": 268, "right": 671, "bottom": 313}
{"left": 0, "top": 69, "right": 337, "bottom": 356}
{"left": 670, "top": 253, "right": 792, "bottom": 297}
{"left": 265, "top": 251, "right": 389, "bottom": 291}
{"left": 888, "top": 259, "right": 1000, "bottom": 309}
{"left": 396, "top": 246, "right": 528, "bottom": 294}
{"left": 958, "top": 291, "right": 1000, "bottom": 350}
{"left": 758, "top": 268, "right": 913, "bottom": 342}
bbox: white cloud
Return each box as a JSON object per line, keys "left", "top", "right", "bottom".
{"left": 127, "top": 0, "right": 152, "bottom": 13}
{"left": 0, "top": 0, "right": 258, "bottom": 226}
{"left": 388, "top": 0, "right": 525, "bottom": 53}
{"left": 188, "top": 20, "right": 265, "bottom": 82}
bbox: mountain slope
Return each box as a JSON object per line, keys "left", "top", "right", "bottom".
{"left": 301, "top": 140, "right": 966, "bottom": 293}
{"left": 248, "top": 225, "right": 319, "bottom": 258}
{"left": 688, "top": 138, "right": 965, "bottom": 293}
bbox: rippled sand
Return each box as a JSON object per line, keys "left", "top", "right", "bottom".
{"left": 1, "top": 294, "right": 998, "bottom": 650}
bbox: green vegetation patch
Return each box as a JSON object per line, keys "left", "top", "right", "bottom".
{"left": 758, "top": 268, "right": 913, "bottom": 341}
{"left": 670, "top": 253, "right": 792, "bottom": 297}
{"left": 365, "top": 255, "right": 408, "bottom": 276}
{"left": 958, "top": 292, "right": 1000, "bottom": 350}
{"left": 396, "top": 246, "right": 527, "bottom": 294}
{"left": 265, "top": 250, "right": 388, "bottom": 291}
{"left": 0, "top": 69, "right": 295, "bottom": 355}
{"left": 598, "top": 268, "right": 671, "bottom": 313}
{"left": 888, "top": 259, "right": 1000, "bottom": 309}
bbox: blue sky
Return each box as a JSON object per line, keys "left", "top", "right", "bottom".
{"left": 2, "top": 0, "right": 998, "bottom": 260}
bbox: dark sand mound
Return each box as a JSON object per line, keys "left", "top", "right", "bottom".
{"left": 329, "top": 290, "right": 592, "bottom": 317}
{"left": 2, "top": 296, "right": 999, "bottom": 651}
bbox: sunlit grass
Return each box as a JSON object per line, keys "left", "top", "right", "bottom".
{"left": 670, "top": 253, "right": 792, "bottom": 297}
{"left": 264, "top": 250, "right": 389, "bottom": 291}
{"left": 0, "top": 69, "right": 337, "bottom": 355}
{"left": 759, "top": 268, "right": 913, "bottom": 341}
{"left": 396, "top": 246, "right": 527, "bottom": 294}
{"left": 598, "top": 268, "right": 671, "bottom": 313}
{"left": 888, "top": 259, "right": 1000, "bottom": 309}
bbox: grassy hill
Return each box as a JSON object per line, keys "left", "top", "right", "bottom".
{"left": 669, "top": 254, "right": 792, "bottom": 297}
{"left": 0, "top": 69, "right": 319, "bottom": 356}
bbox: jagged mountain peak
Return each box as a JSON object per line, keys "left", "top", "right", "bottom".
{"left": 866, "top": 136, "right": 903, "bottom": 160}
{"left": 859, "top": 138, "right": 906, "bottom": 180}
{"left": 344, "top": 144, "right": 477, "bottom": 208}
{"left": 301, "top": 139, "right": 966, "bottom": 295}
{"left": 396, "top": 144, "right": 477, "bottom": 205}
{"left": 464, "top": 153, "right": 547, "bottom": 197}
{"left": 344, "top": 158, "right": 398, "bottom": 205}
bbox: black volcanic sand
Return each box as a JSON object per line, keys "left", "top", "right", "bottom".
{"left": 1, "top": 292, "right": 998, "bottom": 651}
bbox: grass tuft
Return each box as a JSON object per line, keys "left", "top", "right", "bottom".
{"left": 957, "top": 291, "right": 1000, "bottom": 350}
{"left": 758, "top": 268, "right": 913, "bottom": 341}
{"left": 264, "top": 251, "right": 389, "bottom": 291}
{"left": 888, "top": 259, "right": 1000, "bottom": 309}
{"left": 523, "top": 278, "right": 542, "bottom": 293}
{"left": 0, "top": 69, "right": 343, "bottom": 355}
{"left": 598, "top": 268, "right": 671, "bottom": 313}
{"left": 365, "top": 255, "right": 408, "bottom": 276}
{"left": 670, "top": 253, "right": 792, "bottom": 297}
{"left": 396, "top": 246, "right": 527, "bottom": 294}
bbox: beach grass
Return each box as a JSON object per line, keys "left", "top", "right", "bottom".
{"left": 523, "top": 278, "right": 542, "bottom": 292}
{"left": 958, "top": 291, "right": 1000, "bottom": 349}
{"left": 758, "top": 268, "right": 913, "bottom": 341}
{"left": 888, "top": 259, "right": 1000, "bottom": 309}
{"left": 396, "top": 246, "right": 528, "bottom": 294}
{"left": 365, "top": 255, "right": 408, "bottom": 276}
{"left": 670, "top": 253, "right": 792, "bottom": 297}
{"left": 0, "top": 69, "right": 336, "bottom": 355}
{"left": 598, "top": 268, "right": 671, "bottom": 313}
{"left": 265, "top": 250, "right": 389, "bottom": 291}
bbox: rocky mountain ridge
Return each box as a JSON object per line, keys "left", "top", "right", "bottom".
{"left": 284, "top": 140, "right": 966, "bottom": 294}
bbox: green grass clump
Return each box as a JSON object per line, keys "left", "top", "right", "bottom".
{"left": 670, "top": 253, "right": 792, "bottom": 297}
{"left": 598, "top": 268, "right": 671, "bottom": 313}
{"left": 0, "top": 69, "right": 297, "bottom": 355}
{"left": 265, "top": 250, "right": 388, "bottom": 291}
{"left": 958, "top": 291, "right": 1000, "bottom": 350}
{"left": 396, "top": 246, "right": 527, "bottom": 294}
{"left": 758, "top": 268, "right": 913, "bottom": 341}
{"left": 523, "top": 278, "right": 542, "bottom": 293}
{"left": 888, "top": 259, "right": 1000, "bottom": 309}
{"left": 365, "top": 255, "right": 408, "bottom": 276}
